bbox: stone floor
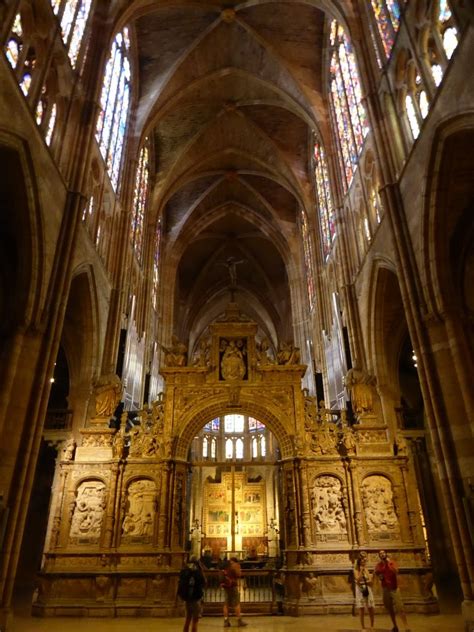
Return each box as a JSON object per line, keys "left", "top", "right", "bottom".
{"left": 9, "top": 613, "right": 466, "bottom": 632}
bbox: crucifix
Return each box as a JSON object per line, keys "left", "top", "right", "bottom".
{"left": 222, "top": 256, "right": 244, "bottom": 300}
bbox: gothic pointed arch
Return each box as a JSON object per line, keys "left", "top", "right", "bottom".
{"left": 0, "top": 135, "right": 43, "bottom": 341}
{"left": 423, "top": 115, "right": 474, "bottom": 328}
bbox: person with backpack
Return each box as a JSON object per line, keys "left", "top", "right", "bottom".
{"left": 221, "top": 557, "right": 248, "bottom": 627}
{"left": 177, "top": 555, "right": 206, "bottom": 632}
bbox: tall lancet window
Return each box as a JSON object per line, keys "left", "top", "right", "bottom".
{"left": 329, "top": 20, "right": 369, "bottom": 189}
{"left": 429, "top": 1, "right": 459, "bottom": 87}
{"left": 314, "top": 141, "right": 335, "bottom": 260}
{"left": 438, "top": 0, "right": 458, "bottom": 60}
{"left": 5, "top": 12, "right": 36, "bottom": 97}
{"left": 95, "top": 28, "right": 131, "bottom": 190}
{"left": 370, "top": 0, "right": 402, "bottom": 59}
{"left": 51, "top": 0, "right": 92, "bottom": 68}
{"left": 152, "top": 219, "right": 162, "bottom": 311}
{"left": 131, "top": 141, "right": 150, "bottom": 265}
{"left": 300, "top": 209, "right": 316, "bottom": 311}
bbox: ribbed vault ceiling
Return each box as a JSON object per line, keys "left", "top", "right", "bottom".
{"left": 119, "top": 0, "right": 346, "bottom": 346}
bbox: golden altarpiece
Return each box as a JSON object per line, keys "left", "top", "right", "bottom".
{"left": 34, "top": 305, "right": 436, "bottom": 616}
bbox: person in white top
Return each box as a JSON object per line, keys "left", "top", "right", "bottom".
{"left": 353, "top": 551, "right": 375, "bottom": 631}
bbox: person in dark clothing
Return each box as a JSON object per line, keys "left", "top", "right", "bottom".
{"left": 178, "top": 555, "right": 206, "bottom": 632}
{"left": 273, "top": 571, "right": 285, "bottom": 615}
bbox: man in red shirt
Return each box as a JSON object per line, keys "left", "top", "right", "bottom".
{"left": 375, "top": 550, "right": 410, "bottom": 632}
{"left": 221, "top": 557, "right": 248, "bottom": 627}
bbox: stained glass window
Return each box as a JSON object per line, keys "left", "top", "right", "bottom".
{"left": 203, "top": 437, "right": 209, "bottom": 458}
{"left": 204, "top": 418, "right": 220, "bottom": 432}
{"left": 5, "top": 14, "right": 23, "bottom": 68}
{"left": 45, "top": 104, "right": 57, "bottom": 145}
{"left": 225, "top": 414, "right": 244, "bottom": 433}
{"left": 438, "top": 1, "right": 458, "bottom": 59}
{"left": 249, "top": 417, "right": 264, "bottom": 431}
{"left": 211, "top": 438, "right": 217, "bottom": 459}
{"left": 152, "top": 219, "right": 161, "bottom": 311}
{"left": 329, "top": 21, "right": 369, "bottom": 189}
{"left": 225, "top": 438, "right": 233, "bottom": 459}
{"left": 20, "top": 73, "right": 32, "bottom": 96}
{"left": 235, "top": 438, "right": 244, "bottom": 459}
{"left": 95, "top": 28, "right": 131, "bottom": 191}
{"left": 427, "top": 2, "right": 459, "bottom": 89}
{"left": 300, "top": 209, "right": 316, "bottom": 309}
{"left": 370, "top": 0, "right": 402, "bottom": 59}
{"left": 369, "top": 186, "right": 382, "bottom": 224}
{"left": 52, "top": 0, "right": 92, "bottom": 68}
{"left": 260, "top": 435, "right": 266, "bottom": 457}
{"left": 82, "top": 195, "right": 95, "bottom": 222}
{"left": 405, "top": 94, "right": 420, "bottom": 139}
{"left": 314, "top": 141, "right": 335, "bottom": 259}
{"left": 252, "top": 437, "right": 258, "bottom": 458}
{"left": 131, "top": 142, "right": 150, "bottom": 265}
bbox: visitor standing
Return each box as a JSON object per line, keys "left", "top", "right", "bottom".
{"left": 221, "top": 557, "right": 248, "bottom": 627}
{"left": 177, "top": 555, "right": 206, "bottom": 632}
{"left": 273, "top": 571, "right": 285, "bottom": 615}
{"left": 375, "top": 550, "right": 410, "bottom": 632}
{"left": 353, "top": 551, "right": 375, "bottom": 631}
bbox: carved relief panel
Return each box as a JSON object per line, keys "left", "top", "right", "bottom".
{"left": 361, "top": 475, "right": 400, "bottom": 539}
{"left": 69, "top": 480, "right": 107, "bottom": 544}
{"left": 310, "top": 475, "right": 348, "bottom": 542}
{"left": 121, "top": 479, "right": 157, "bottom": 544}
{"left": 219, "top": 337, "right": 248, "bottom": 381}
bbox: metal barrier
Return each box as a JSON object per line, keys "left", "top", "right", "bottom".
{"left": 203, "top": 569, "right": 275, "bottom": 614}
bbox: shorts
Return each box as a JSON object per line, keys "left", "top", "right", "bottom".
{"left": 355, "top": 584, "right": 375, "bottom": 609}
{"left": 185, "top": 600, "right": 202, "bottom": 619}
{"left": 383, "top": 587, "right": 404, "bottom": 613}
{"left": 224, "top": 586, "right": 240, "bottom": 608}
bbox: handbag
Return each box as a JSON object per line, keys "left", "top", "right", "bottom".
{"left": 361, "top": 581, "right": 369, "bottom": 598}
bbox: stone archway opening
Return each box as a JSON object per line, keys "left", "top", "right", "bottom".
{"left": 187, "top": 412, "right": 282, "bottom": 565}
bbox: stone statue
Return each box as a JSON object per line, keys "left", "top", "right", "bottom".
{"left": 192, "top": 335, "right": 211, "bottom": 368}
{"left": 62, "top": 436, "right": 76, "bottom": 461}
{"left": 164, "top": 335, "right": 187, "bottom": 367}
{"left": 256, "top": 338, "right": 274, "bottom": 366}
{"left": 112, "top": 430, "right": 125, "bottom": 458}
{"left": 276, "top": 341, "right": 301, "bottom": 365}
{"left": 345, "top": 365, "right": 376, "bottom": 417}
{"left": 94, "top": 373, "right": 122, "bottom": 418}
{"left": 340, "top": 426, "right": 357, "bottom": 455}
{"left": 303, "top": 389, "right": 318, "bottom": 431}
{"left": 302, "top": 572, "right": 320, "bottom": 599}
{"left": 395, "top": 432, "right": 409, "bottom": 456}
{"left": 220, "top": 338, "right": 246, "bottom": 380}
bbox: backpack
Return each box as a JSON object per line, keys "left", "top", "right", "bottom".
{"left": 220, "top": 568, "right": 237, "bottom": 590}
{"left": 177, "top": 567, "right": 204, "bottom": 602}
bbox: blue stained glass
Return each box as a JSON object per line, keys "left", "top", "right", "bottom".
{"left": 301, "top": 209, "right": 316, "bottom": 310}
{"left": 95, "top": 28, "right": 131, "bottom": 191}
{"left": 370, "top": 0, "right": 402, "bottom": 59}
{"left": 329, "top": 21, "right": 369, "bottom": 189}
{"left": 131, "top": 143, "right": 149, "bottom": 264}
{"left": 314, "top": 141, "right": 335, "bottom": 259}
{"left": 52, "top": 0, "right": 92, "bottom": 68}
{"left": 439, "top": 0, "right": 451, "bottom": 21}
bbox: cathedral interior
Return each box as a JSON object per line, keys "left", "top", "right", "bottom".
{"left": 0, "top": 0, "right": 473, "bottom": 630}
